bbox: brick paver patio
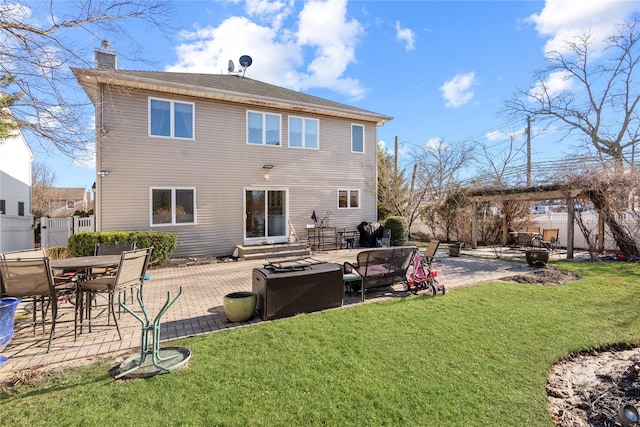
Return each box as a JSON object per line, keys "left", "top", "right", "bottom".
{"left": 0, "top": 247, "right": 546, "bottom": 382}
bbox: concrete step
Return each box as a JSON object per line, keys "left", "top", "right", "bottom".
{"left": 235, "top": 243, "right": 311, "bottom": 260}
{"left": 241, "top": 248, "right": 313, "bottom": 261}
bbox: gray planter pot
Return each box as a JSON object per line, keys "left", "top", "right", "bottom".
{"left": 449, "top": 243, "right": 461, "bottom": 257}
{"left": 526, "top": 249, "right": 549, "bottom": 267}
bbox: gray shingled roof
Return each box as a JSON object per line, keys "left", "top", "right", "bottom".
{"left": 72, "top": 68, "right": 392, "bottom": 125}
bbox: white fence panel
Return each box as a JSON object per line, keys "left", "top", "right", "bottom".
{"left": 41, "top": 215, "right": 95, "bottom": 249}
{"left": 530, "top": 212, "right": 627, "bottom": 252}
{"left": 41, "top": 217, "right": 72, "bottom": 249}
{"left": 0, "top": 215, "right": 34, "bottom": 252}
{"left": 74, "top": 216, "right": 94, "bottom": 233}
{"left": 411, "top": 211, "right": 635, "bottom": 252}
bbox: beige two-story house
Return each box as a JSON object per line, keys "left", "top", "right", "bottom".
{"left": 72, "top": 50, "right": 391, "bottom": 257}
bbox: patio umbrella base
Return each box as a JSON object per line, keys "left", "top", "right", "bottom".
{"left": 116, "top": 346, "right": 192, "bottom": 379}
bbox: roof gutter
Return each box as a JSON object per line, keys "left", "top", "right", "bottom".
{"left": 72, "top": 68, "right": 392, "bottom": 126}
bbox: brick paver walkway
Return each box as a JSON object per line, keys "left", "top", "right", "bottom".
{"left": 0, "top": 247, "right": 545, "bottom": 382}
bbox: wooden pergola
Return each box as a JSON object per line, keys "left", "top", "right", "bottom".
{"left": 466, "top": 185, "right": 601, "bottom": 259}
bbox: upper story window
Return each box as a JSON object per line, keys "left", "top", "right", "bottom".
{"left": 18, "top": 201, "right": 25, "bottom": 216}
{"left": 351, "top": 124, "right": 364, "bottom": 153}
{"left": 338, "top": 189, "right": 360, "bottom": 209}
{"left": 247, "top": 111, "right": 281, "bottom": 146}
{"left": 66, "top": 200, "right": 75, "bottom": 210}
{"left": 150, "top": 187, "right": 196, "bottom": 226}
{"left": 289, "top": 116, "right": 319, "bottom": 149}
{"left": 0, "top": 199, "right": 5, "bottom": 214}
{"left": 149, "top": 97, "right": 194, "bottom": 139}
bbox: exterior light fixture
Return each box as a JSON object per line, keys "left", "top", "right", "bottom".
{"left": 98, "top": 170, "right": 110, "bottom": 177}
{"left": 262, "top": 165, "right": 273, "bottom": 181}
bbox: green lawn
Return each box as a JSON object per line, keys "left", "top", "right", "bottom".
{"left": 2, "top": 261, "right": 640, "bottom": 426}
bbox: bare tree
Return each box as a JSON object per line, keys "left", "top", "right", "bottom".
{"left": 475, "top": 133, "right": 526, "bottom": 187}
{"left": 506, "top": 18, "right": 640, "bottom": 170}
{"left": 563, "top": 167, "right": 640, "bottom": 260}
{"left": 377, "top": 143, "right": 408, "bottom": 220}
{"left": 415, "top": 139, "right": 475, "bottom": 240}
{"left": 31, "top": 161, "right": 57, "bottom": 219}
{"left": 507, "top": 17, "right": 640, "bottom": 258}
{"left": 469, "top": 134, "right": 533, "bottom": 246}
{"left": 0, "top": 0, "right": 174, "bottom": 157}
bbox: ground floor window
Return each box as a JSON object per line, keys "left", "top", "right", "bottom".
{"left": 151, "top": 187, "right": 196, "bottom": 226}
{"left": 338, "top": 189, "right": 360, "bottom": 209}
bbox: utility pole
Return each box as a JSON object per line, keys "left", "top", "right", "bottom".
{"left": 410, "top": 163, "right": 417, "bottom": 193}
{"left": 526, "top": 115, "right": 531, "bottom": 187}
{"left": 394, "top": 136, "right": 399, "bottom": 177}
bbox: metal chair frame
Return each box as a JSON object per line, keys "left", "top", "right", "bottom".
{"left": 76, "top": 247, "right": 152, "bottom": 340}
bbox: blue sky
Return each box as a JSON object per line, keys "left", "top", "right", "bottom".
{"left": 22, "top": 0, "right": 640, "bottom": 189}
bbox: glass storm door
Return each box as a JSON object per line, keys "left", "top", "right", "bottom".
{"left": 245, "top": 189, "right": 287, "bottom": 243}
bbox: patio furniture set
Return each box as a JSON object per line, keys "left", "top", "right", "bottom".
{"left": 0, "top": 244, "right": 152, "bottom": 357}
{"left": 514, "top": 227, "right": 560, "bottom": 251}
{"left": 248, "top": 244, "right": 441, "bottom": 321}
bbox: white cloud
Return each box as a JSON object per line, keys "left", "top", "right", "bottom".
{"left": 439, "top": 72, "right": 476, "bottom": 108}
{"left": 485, "top": 130, "right": 504, "bottom": 141}
{"left": 395, "top": 21, "right": 415, "bottom": 52}
{"left": 244, "top": 0, "right": 294, "bottom": 30}
{"left": 485, "top": 129, "right": 524, "bottom": 142}
{"left": 529, "top": 70, "right": 574, "bottom": 99}
{"left": 527, "top": 0, "right": 640, "bottom": 56}
{"left": 423, "top": 137, "right": 444, "bottom": 151}
{"left": 378, "top": 140, "right": 392, "bottom": 155}
{"left": 167, "top": 0, "right": 367, "bottom": 100}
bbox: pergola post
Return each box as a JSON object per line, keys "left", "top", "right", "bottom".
{"left": 597, "top": 215, "right": 605, "bottom": 254}
{"left": 501, "top": 205, "right": 508, "bottom": 246}
{"left": 472, "top": 201, "right": 478, "bottom": 249}
{"left": 566, "top": 197, "right": 575, "bottom": 259}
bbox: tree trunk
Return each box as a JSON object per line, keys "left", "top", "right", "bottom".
{"left": 589, "top": 189, "right": 640, "bottom": 260}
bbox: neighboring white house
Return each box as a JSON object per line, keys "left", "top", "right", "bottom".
{"left": 72, "top": 48, "right": 392, "bottom": 257}
{"left": 0, "top": 124, "right": 34, "bottom": 252}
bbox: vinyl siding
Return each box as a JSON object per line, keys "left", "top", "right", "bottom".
{"left": 0, "top": 131, "right": 34, "bottom": 251}
{"left": 98, "top": 87, "right": 381, "bottom": 257}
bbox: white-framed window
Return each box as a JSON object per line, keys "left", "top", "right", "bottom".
{"left": 0, "top": 199, "right": 5, "bottom": 214}
{"left": 351, "top": 124, "right": 364, "bottom": 153}
{"left": 66, "top": 200, "right": 75, "bottom": 210}
{"left": 247, "top": 110, "right": 281, "bottom": 146}
{"left": 338, "top": 189, "right": 360, "bottom": 209}
{"left": 18, "top": 201, "right": 25, "bottom": 216}
{"left": 288, "top": 116, "right": 319, "bottom": 149}
{"left": 149, "top": 97, "right": 195, "bottom": 139}
{"left": 150, "top": 187, "right": 196, "bottom": 226}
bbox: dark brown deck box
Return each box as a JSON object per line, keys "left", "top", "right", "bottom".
{"left": 252, "top": 261, "right": 343, "bottom": 320}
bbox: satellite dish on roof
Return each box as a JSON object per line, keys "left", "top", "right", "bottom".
{"left": 228, "top": 60, "right": 235, "bottom": 73}
{"left": 239, "top": 55, "right": 252, "bottom": 68}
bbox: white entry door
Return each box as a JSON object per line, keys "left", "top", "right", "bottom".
{"left": 244, "top": 189, "right": 288, "bottom": 244}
